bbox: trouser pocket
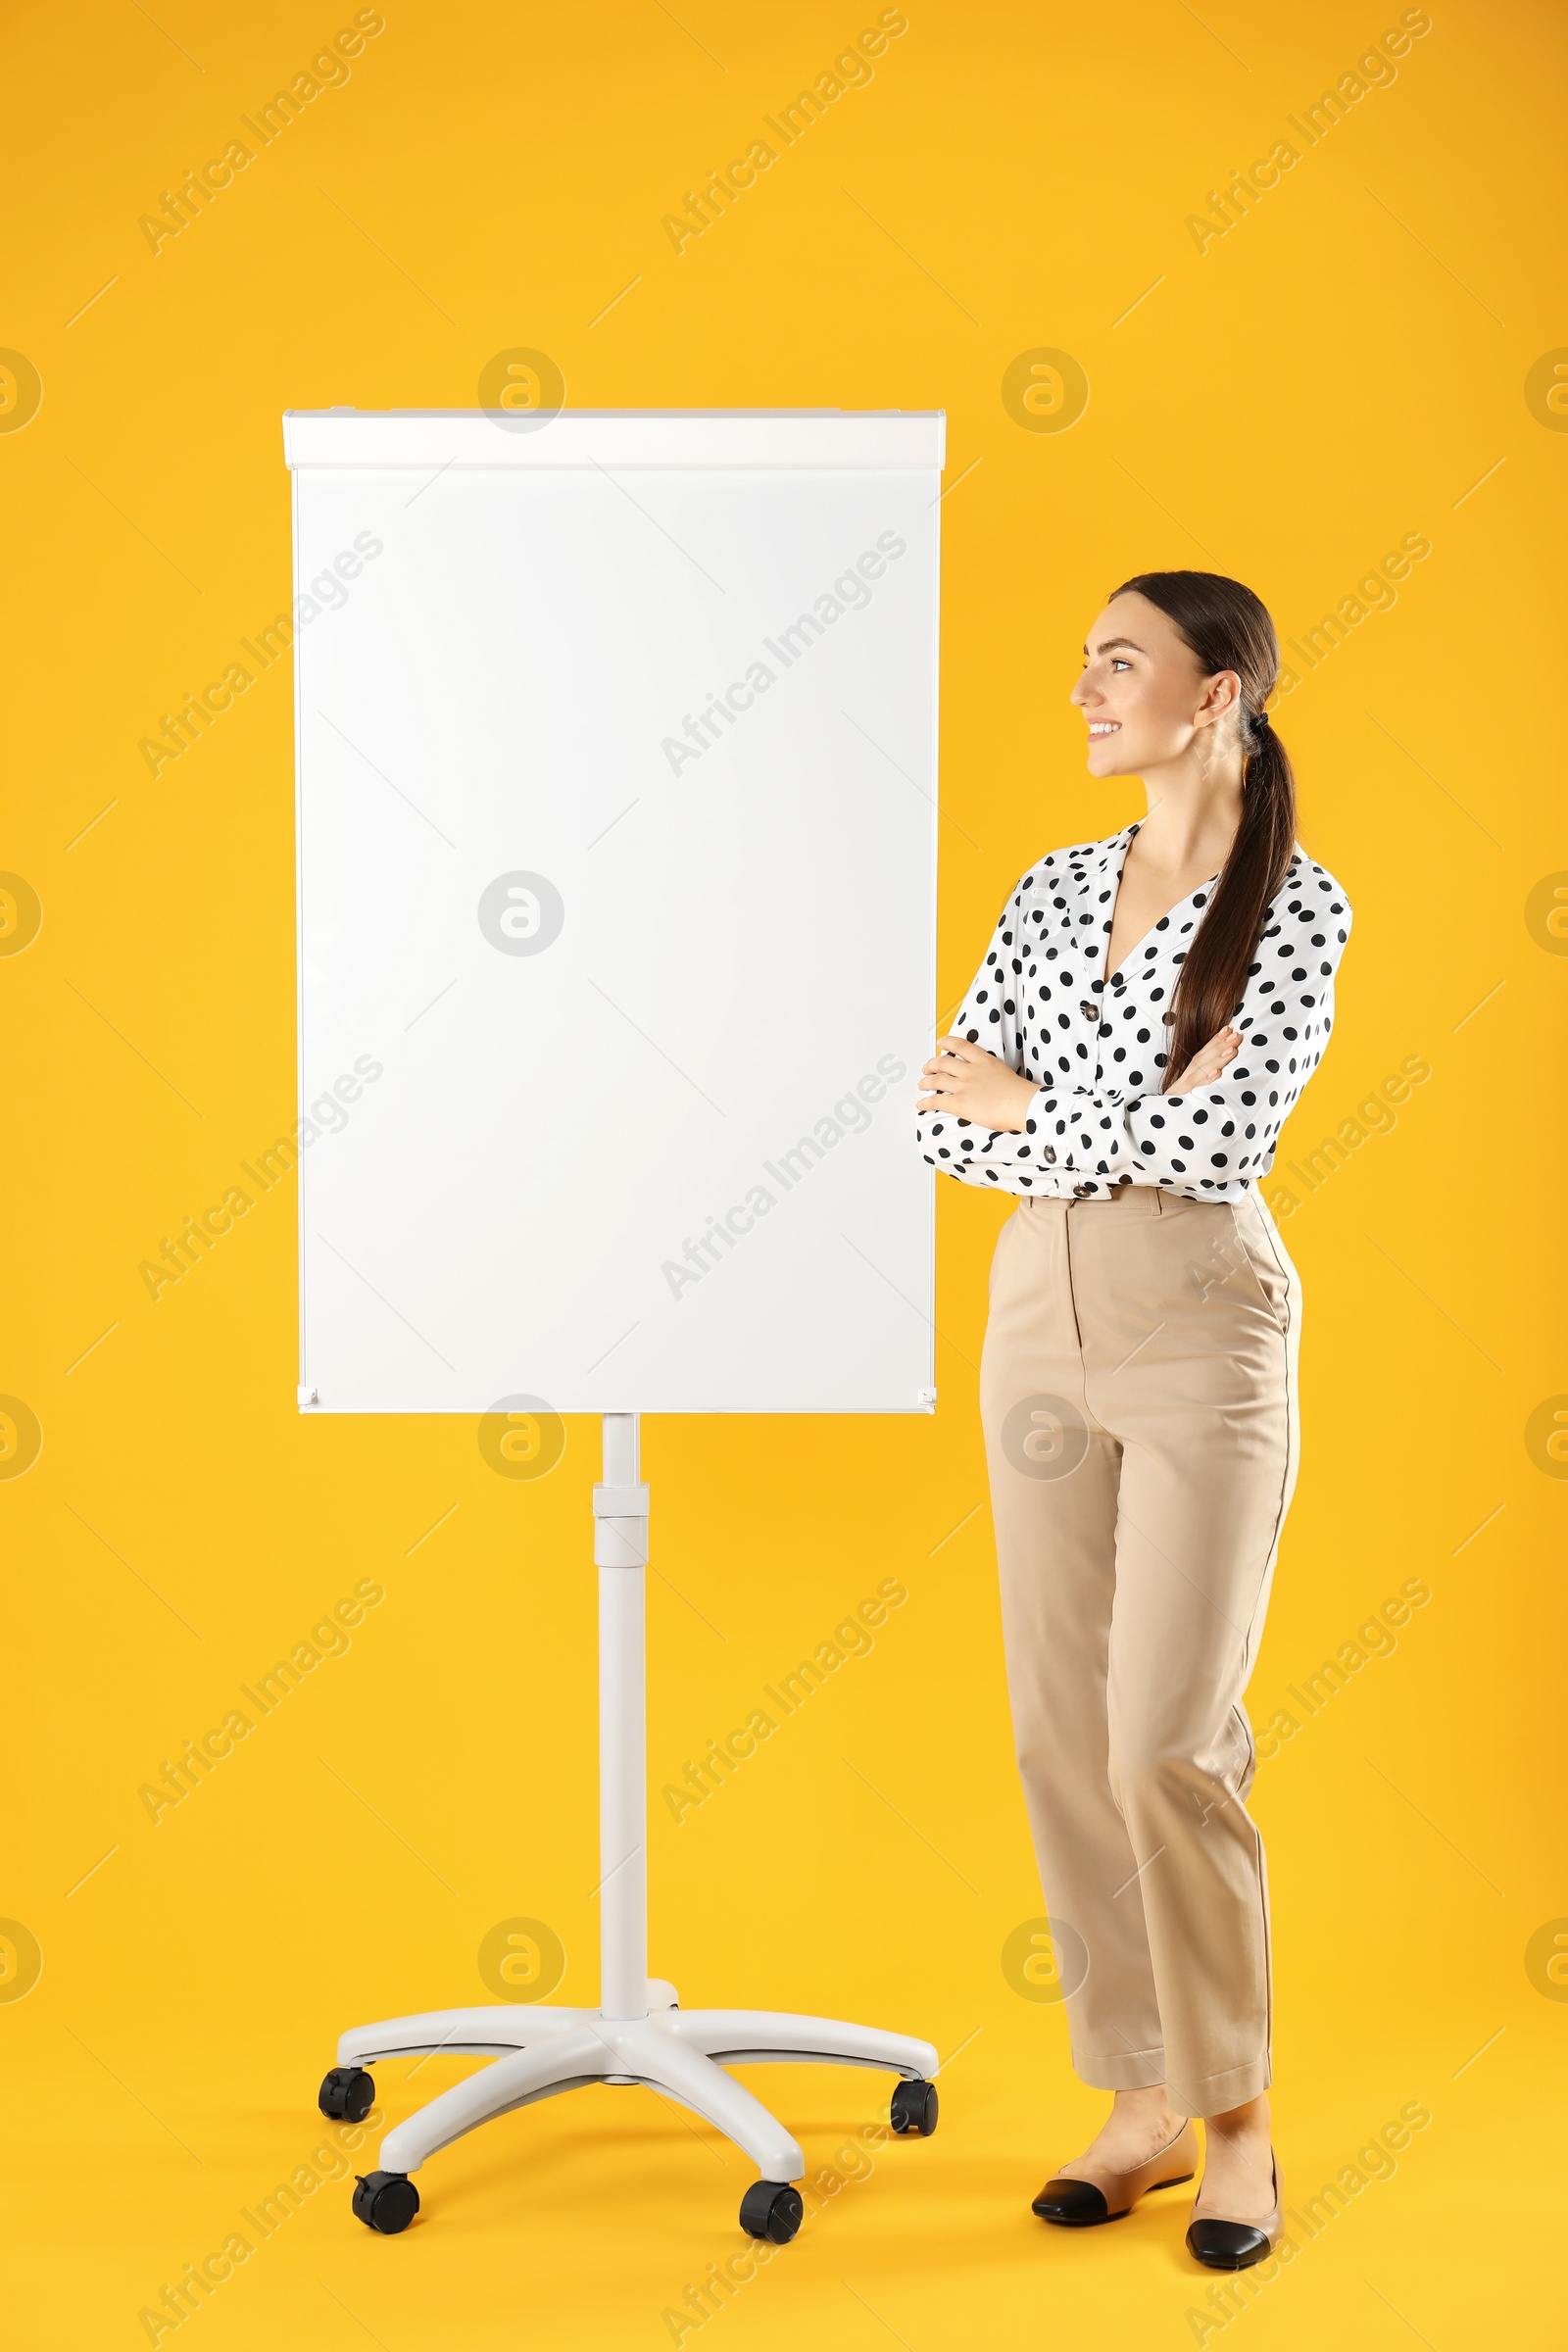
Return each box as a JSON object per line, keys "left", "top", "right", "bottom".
{"left": 1226, "top": 1199, "right": 1292, "bottom": 1336}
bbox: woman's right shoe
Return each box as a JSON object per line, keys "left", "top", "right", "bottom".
{"left": 1032, "top": 2118, "right": 1200, "bottom": 2226}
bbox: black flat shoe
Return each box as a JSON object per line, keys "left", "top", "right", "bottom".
{"left": 1186, "top": 2152, "right": 1283, "bottom": 2270}
{"left": 1032, "top": 2120, "right": 1199, "bottom": 2226}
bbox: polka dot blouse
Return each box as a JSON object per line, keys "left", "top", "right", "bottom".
{"left": 917, "top": 820, "right": 1352, "bottom": 1201}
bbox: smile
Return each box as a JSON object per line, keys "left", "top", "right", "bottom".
{"left": 1088, "top": 721, "right": 1120, "bottom": 737}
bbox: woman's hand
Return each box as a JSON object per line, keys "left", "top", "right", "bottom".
{"left": 918, "top": 1037, "right": 1040, "bottom": 1133}
{"left": 1169, "top": 1024, "right": 1241, "bottom": 1094}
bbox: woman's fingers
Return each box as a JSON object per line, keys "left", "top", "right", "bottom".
{"left": 1196, "top": 1027, "right": 1240, "bottom": 1067}
{"left": 1171, "top": 1026, "right": 1242, "bottom": 1092}
{"left": 922, "top": 1036, "right": 979, "bottom": 1078}
{"left": 927, "top": 1023, "right": 1245, "bottom": 1101}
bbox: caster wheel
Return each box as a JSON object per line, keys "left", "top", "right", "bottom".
{"left": 318, "top": 2065, "right": 375, "bottom": 2124}
{"left": 353, "top": 2171, "right": 419, "bottom": 2234}
{"left": 890, "top": 2078, "right": 939, "bottom": 2136}
{"left": 739, "top": 2180, "right": 803, "bottom": 2243}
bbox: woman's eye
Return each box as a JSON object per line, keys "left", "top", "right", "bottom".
{"left": 1111, "top": 659, "right": 1131, "bottom": 671}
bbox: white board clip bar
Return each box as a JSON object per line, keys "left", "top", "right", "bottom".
{"left": 282, "top": 408, "right": 945, "bottom": 471}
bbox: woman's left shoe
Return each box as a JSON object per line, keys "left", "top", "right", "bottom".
{"left": 1186, "top": 2151, "right": 1283, "bottom": 2270}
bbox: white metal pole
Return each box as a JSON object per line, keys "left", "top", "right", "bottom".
{"left": 596, "top": 1412, "right": 648, "bottom": 2022}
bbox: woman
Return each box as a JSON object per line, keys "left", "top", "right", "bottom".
{"left": 915, "top": 570, "right": 1350, "bottom": 2271}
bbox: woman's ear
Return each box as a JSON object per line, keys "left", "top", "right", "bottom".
{"left": 1197, "top": 668, "right": 1245, "bottom": 728}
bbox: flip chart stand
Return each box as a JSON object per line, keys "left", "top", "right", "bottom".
{"left": 319, "top": 1413, "right": 940, "bottom": 2241}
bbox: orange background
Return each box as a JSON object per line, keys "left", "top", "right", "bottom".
{"left": 2, "top": 1, "right": 1562, "bottom": 2345}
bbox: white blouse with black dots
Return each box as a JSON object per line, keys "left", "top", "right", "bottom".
{"left": 917, "top": 820, "right": 1352, "bottom": 1201}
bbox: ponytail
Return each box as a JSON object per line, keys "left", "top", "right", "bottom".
{"left": 1105, "top": 569, "right": 1298, "bottom": 1092}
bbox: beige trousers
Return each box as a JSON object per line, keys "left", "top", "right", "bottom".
{"left": 979, "top": 1183, "right": 1300, "bottom": 2117}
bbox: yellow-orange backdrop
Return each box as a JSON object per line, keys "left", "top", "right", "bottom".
{"left": 3, "top": 2, "right": 1562, "bottom": 2345}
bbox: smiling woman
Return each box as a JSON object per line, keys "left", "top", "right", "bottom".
{"left": 917, "top": 569, "right": 1351, "bottom": 2275}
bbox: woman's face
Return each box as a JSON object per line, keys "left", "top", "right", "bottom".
{"left": 1069, "top": 590, "right": 1241, "bottom": 777}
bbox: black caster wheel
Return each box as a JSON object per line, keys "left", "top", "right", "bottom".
{"left": 739, "top": 2180, "right": 804, "bottom": 2243}
{"left": 890, "top": 2078, "right": 939, "bottom": 2136}
{"left": 353, "top": 2171, "right": 419, "bottom": 2234}
{"left": 318, "top": 2065, "right": 375, "bottom": 2124}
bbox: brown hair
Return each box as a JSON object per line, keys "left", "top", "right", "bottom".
{"left": 1107, "top": 569, "right": 1298, "bottom": 1090}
